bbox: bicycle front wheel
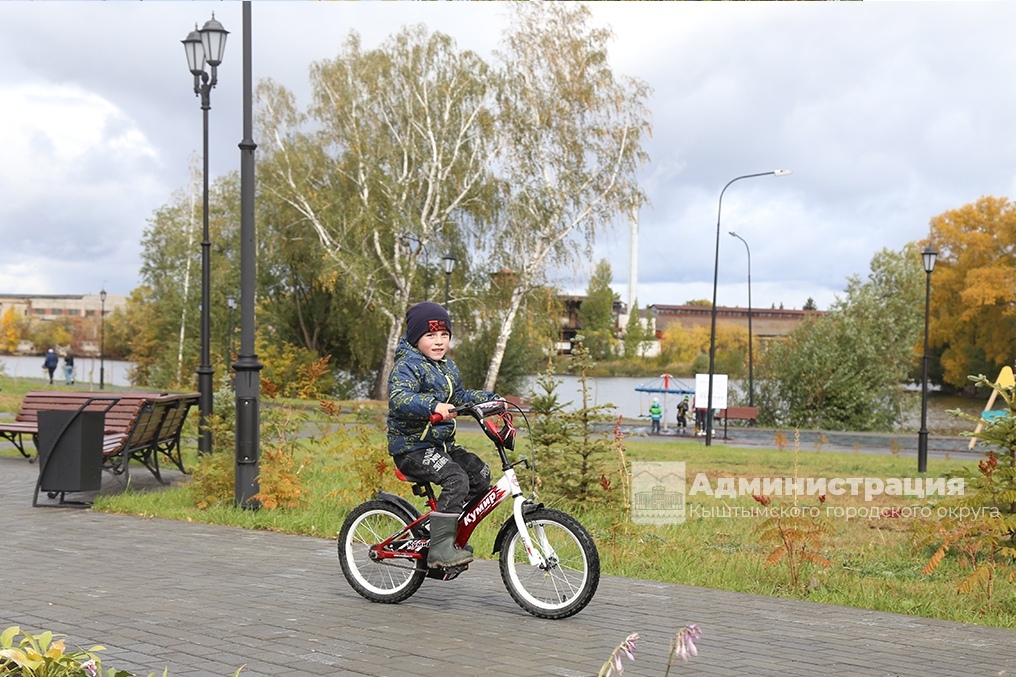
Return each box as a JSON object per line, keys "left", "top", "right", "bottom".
{"left": 499, "top": 507, "right": 600, "bottom": 619}
{"left": 338, "top": 499, "right": 426, "bottom": 604}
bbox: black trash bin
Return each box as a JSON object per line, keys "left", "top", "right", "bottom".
{"left": 34, "top": 409, "right": 105, "bottom": 507}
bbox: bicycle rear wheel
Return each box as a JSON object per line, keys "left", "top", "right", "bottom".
{"left": 498, "top": 507, "right": 599, "bottom": 619}
{"left": 338, "top": 499, "right": 426, "bottom": 604}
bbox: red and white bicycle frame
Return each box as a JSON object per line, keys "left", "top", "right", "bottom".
{"left": 372, "top": 405, "right": 547, "bottom": 569}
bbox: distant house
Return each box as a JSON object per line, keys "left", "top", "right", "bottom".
{"left": 0, "top": 293, "right": 126, "bottom": 321}
{"left": 648, "top": 304, "right": 825, "bottom": 340}
{"left": 556, "top": 294, "right": 628, "bottom": 354}
{"left": 0, "top": 293, "right": 126, "bottom": 356}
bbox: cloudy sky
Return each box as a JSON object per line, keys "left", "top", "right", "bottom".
{"left": 2, "top": 1, "right": 1015, "bottom": 312}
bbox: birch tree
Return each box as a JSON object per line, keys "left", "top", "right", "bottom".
{"left": 479, "top": 3, "right": 651, "bottom": 390}
{"left": 257, "top": 27, "right": 497, "bottom": 399}
{"left": 135, "top": 173, "right": 241, "bottom": 389}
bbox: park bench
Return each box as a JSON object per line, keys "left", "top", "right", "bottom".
{"left": 0, "top": 390, "right": 155, "bottom": 458}
{"left": 714, "top": 406, "right": 759, "bottom": 438}
{"left": 101, "top": 392, "right": 199, "bottom": 485}
{"left": 2, "top": 390, "right": 198, "bottom": 485}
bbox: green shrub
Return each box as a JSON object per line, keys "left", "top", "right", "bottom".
{"left": 0, "top": 625, "right": 154, "bottom": 677}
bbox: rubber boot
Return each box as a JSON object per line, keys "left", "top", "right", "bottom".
{"left": 427, "top": 512, "right": 472, "bottom": 568}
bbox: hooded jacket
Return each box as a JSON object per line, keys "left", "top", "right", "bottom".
{"left": 387, "top": 337, "right": 496, "bottom": 457}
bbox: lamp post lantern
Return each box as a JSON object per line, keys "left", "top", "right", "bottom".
{"left": 99, "top": 289, "right": 107, "bottom": 390}
{"left": 183, "top": 14, "right": 228, "bottom": 455}
{"left": 441, "top": 255, "right": 456, "bottom": 305}
{"left": 706, "top": 170, "right": 791, "bottom": 446}
{"left": 226, "top": 294, "right": 237, "bottom": 358}
{"left": 918, "top": 244, "right": 938, "bottom": 473}
{"left": 729, "top": 231, "right": 754, "bottom": 409}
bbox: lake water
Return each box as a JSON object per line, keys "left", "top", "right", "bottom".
{"left": 522, "top": 374, "right": 704, "bottom": 421}
{"left": 522, "top": 374, "right": 978, "bottom": 437}
{"left": 0, "top": 354, "right": 135, "bottom": 388}
{"left": 0, "top": 354, "right": 978, "bottom": 438}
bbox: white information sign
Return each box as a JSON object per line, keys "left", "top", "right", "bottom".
{"left": 694, "top": 373, "right": 728, "bottom": 410}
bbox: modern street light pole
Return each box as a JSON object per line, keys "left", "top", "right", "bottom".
{"left": 729, "top": 231, "right": 754, "bottom": 409}
{"left": 234, "top": 1, "right": 262, "bottom": 508}
{"left": 99, "top": 289, "right": 107, "bottom": 390}
{"left": 918, "top": 244, "right": 938, "bottom": 474}
{"left": 706, "top": 170, "right": 791, "bottom": 446}
{"left": 441, "top": 255, "right": 457, "bottom": 305}
{"left": 183, "top": 15, "right": 228, "bottom": 455}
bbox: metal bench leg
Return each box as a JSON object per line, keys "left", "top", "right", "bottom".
{"left": 1, "top": 432, "right": 31, "bottom": 459}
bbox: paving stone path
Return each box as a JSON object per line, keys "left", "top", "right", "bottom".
{"left": 1, "top": 454, "right": 1014, "bottom": 677}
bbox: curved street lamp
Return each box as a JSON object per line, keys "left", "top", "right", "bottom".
{"left": 729, "top": 231, "right": 754, "bottom": 409}
{"left": 706, "top": 170, "right": 791, "bottom": 446}
{"left": 918, "top": 244, "right": 938, "bottom": 473}
{"left": 183, "top": 14, "right": 228, "bottom": 455}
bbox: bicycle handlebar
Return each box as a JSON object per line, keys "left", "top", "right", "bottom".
{"left": 428, "top": 399, "right": 506, "bottom": 424}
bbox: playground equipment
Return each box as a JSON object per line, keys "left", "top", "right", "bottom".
{"left": 635, "top": 374, "right": 694, "bottom": 433}
{"left": 968, "top": 365, "right": 1015, "bottom": 450}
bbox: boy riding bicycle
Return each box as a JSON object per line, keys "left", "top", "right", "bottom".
{"left": 387, "top": 302, "right": 497, "bottom": 569}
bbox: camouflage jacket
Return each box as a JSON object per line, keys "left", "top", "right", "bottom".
{"left": 387, "top": 337, "right": 496, "bottom": 457}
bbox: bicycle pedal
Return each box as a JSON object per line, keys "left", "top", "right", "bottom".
{"left": 426, "top": 563, "right": 469, "bottom": 581}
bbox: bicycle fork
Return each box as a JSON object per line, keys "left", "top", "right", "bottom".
{"left": 505, "top": 467, "right": 554, "bottom": 568}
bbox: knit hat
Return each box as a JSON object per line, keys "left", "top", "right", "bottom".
{"left": 405, "top": 302, "right": 452, "bottom": 346}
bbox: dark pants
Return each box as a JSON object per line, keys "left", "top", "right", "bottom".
{"left": 394, "top": 445, "right": 491, "bottom": 514}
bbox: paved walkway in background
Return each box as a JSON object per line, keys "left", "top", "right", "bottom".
{"left": 1, "top": 454, "right": 1014, "bottom": 677}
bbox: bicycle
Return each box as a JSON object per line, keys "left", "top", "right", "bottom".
{"left": 337, "top": 399, "right": 600, "bottom": 619}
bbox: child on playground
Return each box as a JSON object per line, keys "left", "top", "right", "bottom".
{"left": 387, "top": 301, "right": 497, "bottom": 568}
{"left": 676, "top": 396, "right": 689, "bottom": 434}
{"left": 649, "top": 397, "right": 663, "bottom": 434}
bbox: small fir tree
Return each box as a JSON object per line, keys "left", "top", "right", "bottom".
{"left": 535, "top": 336, "right": 621, "bottom": 505}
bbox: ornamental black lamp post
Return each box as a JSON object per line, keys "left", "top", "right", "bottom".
{"left": 99, "top": 289, "right": 107, "bottom": 390}
{"left": 441, "top": 255, "right": 456, "bottom": 305}
{"left": 234, "top": 1, "right": 262, "bottom": 508}
{"left": 918, "top": 244, "right": 938, "bottom": 473}
{"left": 183, "top": 14, "right": 228, "bottom": 455}
{"left": 729, "top": 231, "right": 754, "bottom": 409}
{"left": 706, "top": 170, "right": 791, "bottom": 446}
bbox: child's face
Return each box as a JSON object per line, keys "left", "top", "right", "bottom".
{"left": 417, "top": 330, "right": 450, "bottom": 361}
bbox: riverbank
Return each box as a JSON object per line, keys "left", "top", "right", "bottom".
{"left": 0, "top": 354, "right": 134, "bottom": 388}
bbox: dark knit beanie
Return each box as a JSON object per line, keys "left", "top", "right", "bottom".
{"left": 405, "top": 302, "right": 452, "bottom": 346}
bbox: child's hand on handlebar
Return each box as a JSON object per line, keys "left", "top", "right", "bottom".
{"left": 432, "top": 402, "right": 456, "bottom": 422}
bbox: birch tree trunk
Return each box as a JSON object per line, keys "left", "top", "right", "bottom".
{"left": 176, "top": 158, "right": 200, "bottom": 387}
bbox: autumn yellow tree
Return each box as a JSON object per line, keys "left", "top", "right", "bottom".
{"left": 929, "top": 196, "right": 1016, "bottom": 388}
{"left": 660, "top": 323, "right": 709, "bottom": 364}
{"left": 0, "top": 307, "right": 21, "bottom": 353}
{"left": 660, "top": 322, "right": 748, "bottom": 377}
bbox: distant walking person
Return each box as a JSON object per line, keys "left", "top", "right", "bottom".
{"left": 43, "top": 349, "right": 58, "bottom": 385}
{"left": 64, "top": 353, "right": 75, "bottom": 385}
{"left": 649, "top": 397, "right": 663, "bottom": 434}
